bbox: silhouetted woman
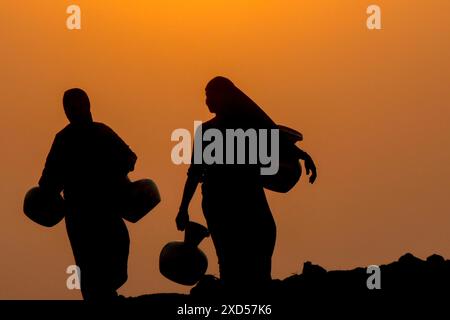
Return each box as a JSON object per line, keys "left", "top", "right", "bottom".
{"left": 39, "top": 89, "right": 136, "bottom": 300}
{"left": 176, "top": 77, "right": 282, "bottom": 292}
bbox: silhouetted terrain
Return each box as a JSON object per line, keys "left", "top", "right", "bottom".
{"left": 7, "top": 253, "right": 447, "bottom": 318}
{"left": 127, "top": 252, "right": 449, "bottom": 316}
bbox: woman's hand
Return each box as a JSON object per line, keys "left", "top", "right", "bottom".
{"left": 176, "top": 208, "right": 189, "bottom": 231}
{"left": 303, "top": 153, "right": 317, "bottom": 184}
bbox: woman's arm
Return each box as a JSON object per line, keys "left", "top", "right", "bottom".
{"left": 176, "top": 172, "right": 200, "bottom": 231}
{"left": 176, "top": 124, "right": 205, "bottom": 230}
{"left": 295, "top": 146, "right": 318, "bottom": 184}
{"left": 39, "top": 134, "right": 64, "bottom": 195}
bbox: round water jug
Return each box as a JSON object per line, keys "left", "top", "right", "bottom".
{"left": 159, "top": 222, "right": 209, "bottom": 286}
{"left": 262, "top": 125, "right": 303, "bottom": 193}
{"left": 121, "top": 179, "right": 161, "bottom": 223}
{"left": 23, "top": 187, "right": 65, "bottom": 227}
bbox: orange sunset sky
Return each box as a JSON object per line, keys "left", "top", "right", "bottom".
{"left": 1, "top": 1, "right": 449, "bottom": 299}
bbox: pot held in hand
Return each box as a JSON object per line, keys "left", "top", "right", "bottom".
{"left": 23, "top": 187, "right": 66, "bottom": 227}
{"left": 121, "top": 179, "right": 161, "bottom": 223}
{"left": 159, "top": 222, "right": 209, "bottom": 286}
{"left": 262, "top": 125, "right": 303, "bottom": 193}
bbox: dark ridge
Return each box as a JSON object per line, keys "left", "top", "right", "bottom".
{"left": 124, "top": 252, "right": 450, "bottom": 316}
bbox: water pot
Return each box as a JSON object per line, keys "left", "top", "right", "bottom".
{"left": 159, "top": 222, "right": 209, "bottom": 286}
{"left": 23, "top": 187, "right": 66, "bottom": 227}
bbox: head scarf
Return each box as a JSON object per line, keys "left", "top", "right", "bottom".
{"left": 63, "top": 88, "right": 93, "bottom": 125}
{"left": 206, "top": 77, "right": 276, "bottom": 129}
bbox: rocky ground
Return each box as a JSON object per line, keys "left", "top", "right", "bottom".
{"left": 127, "top": 252, "right": 450, "bottom": 316}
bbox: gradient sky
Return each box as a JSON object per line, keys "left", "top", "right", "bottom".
{"left": 1, "top": 0, "right": 449, "bottom": 299}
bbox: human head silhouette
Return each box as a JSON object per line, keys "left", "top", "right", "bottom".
{"left": 205, "top": 76, "right": 234, "bottom": 115}
{"left": 63, "top": 88, "right": 93, "bottom": 125}
{"left": 205, "top": 76, "right": 275, "bottom": 128}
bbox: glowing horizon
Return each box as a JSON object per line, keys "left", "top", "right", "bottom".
{"left": 1, "top": 0, "right": 449, "bottom": 299}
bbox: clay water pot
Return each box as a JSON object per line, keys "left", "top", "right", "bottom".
{"left": 262, "top": 125, "right": 303, "bottom": 193}
{"left": 121, "top": 179, "right": 161, "bottom": 223}
{"left": 159, "top": 222, "right": 209, "bottom": 286}
{"left": 23, "top": 187, "right": 66, "bottom": 227}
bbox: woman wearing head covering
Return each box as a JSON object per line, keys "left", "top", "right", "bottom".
{"left": 38, "top": 88, "right": 136, "bottom": 300}
{"left": 176, "top": 77, "right": 316, "bottom": 294}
